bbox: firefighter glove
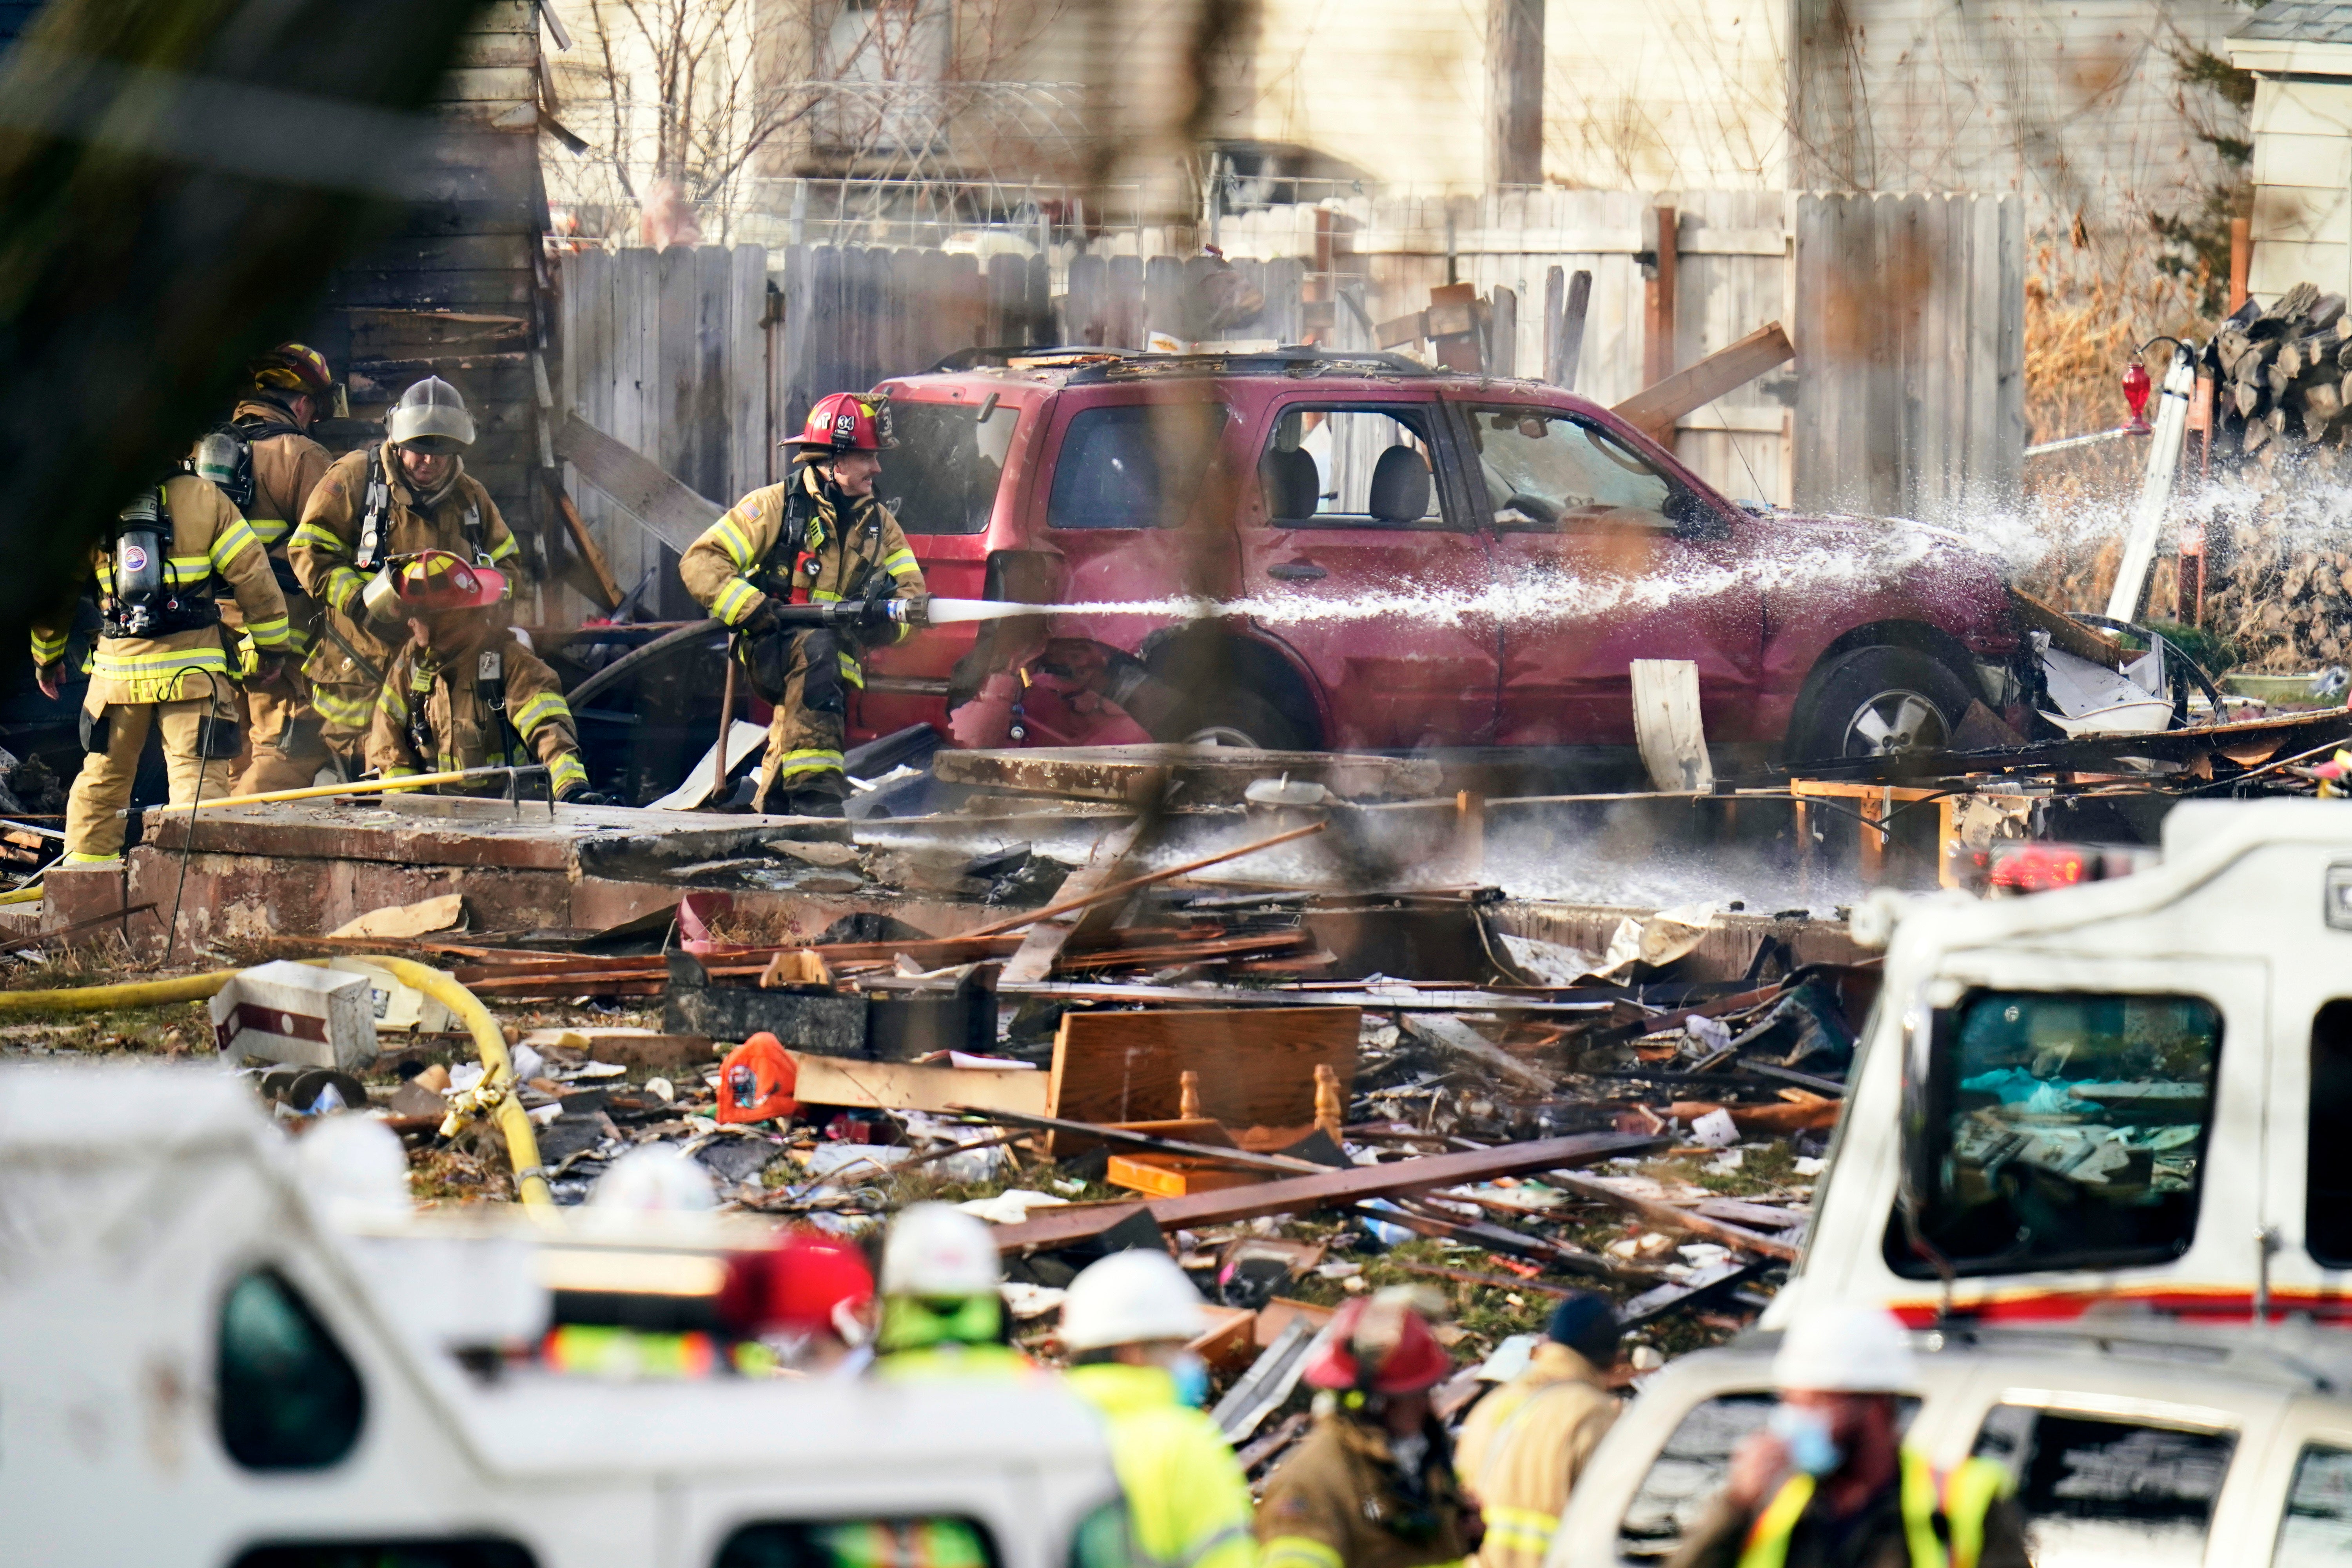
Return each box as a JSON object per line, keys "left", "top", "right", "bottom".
{"left": 249, "top": 655, "right": 285, "bottom": 691}
{"left": 740, "top": 597, "right": 786, "bottom": 639}
{"left": 34, "top": 662, "right": 61, "bottom": 701}
{"left": 855, "top": 593, "right": 898, "bottom": 630}
{"left": 556, "top": 780, "right": 610, "bottom": 806}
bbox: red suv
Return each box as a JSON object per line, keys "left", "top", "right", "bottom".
{"left": 851, "top": 349, "right": 2018, "bottom": 773}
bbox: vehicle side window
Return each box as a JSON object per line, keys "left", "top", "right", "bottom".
{"left": 218, "top": 1267, "right": 367, "bottom": 1471}
{"left": 1467, "top": 408, "right": 1675, "bottom": 532}
{"left": 1258, "top": 406, "right": 1447, "bottom": 530}
{"left": 1971, "top": 1404, "right": 2234, "bottom": 1566}
{"left": 1885, "top": 990, "right": 2221, "bottom": 1279}
{"left": 1047, "top": 402, "right": 1228, "bottom": 530}
{"left": 2308, "top": 1002, "right": 2352, "bottom": 1266}
{"left": 1615, "top": 1394, "right": 1923, "bottom": 1561}
{"left": 716, "top": 1517, "right": 1002, "bottom": 1568}
{"left": 2277, "top": 1441, "right": 2352, "bottom": 1564}
{"left": 879, "top": 401, "right": 1020, "bottom": 536}
{"left": 230, "top": 1540, "right": 536, "bottom": 1568}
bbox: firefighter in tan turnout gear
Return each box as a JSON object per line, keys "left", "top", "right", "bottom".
{"left": 363, "top": 550, "right": 595, "bottom": 803}
{"left": 192, "top": 341, "right": 338, "bottom": 793}
{"left": 31, "top": 473, "right": 291, "bottom": 864}
{"left": 679, "top": 392, "right": 925, "bottom": 817}
{"left": 289, "top": 376, "right": 520, "bottom": 770}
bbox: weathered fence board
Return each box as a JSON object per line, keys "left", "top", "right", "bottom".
{"left": 557, "top": 246, "right": 767, "bottom": 620}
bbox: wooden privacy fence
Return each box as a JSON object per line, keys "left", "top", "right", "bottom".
{"left": 551, "top": 193, "right": 2021, "bottom": 621}
{"left": 557, "top": 245, "right": 771, "bottom": 619}
{"left": 1215, "top": 188, "right": 2024, "bottom": 521}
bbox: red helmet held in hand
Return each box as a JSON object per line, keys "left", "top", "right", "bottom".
{"left": 788, "top": 392, "right": 893, "bottom": 452}
{"left": 1302, "top": 1294, "right": 1453, "bottom": 1394}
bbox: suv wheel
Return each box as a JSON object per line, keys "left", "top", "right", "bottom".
{"left": 1156, "top": 691, "right": 1307, "bottom": 752}
{"left": 1788, "top": 646, "right": 1976, "bottom": 764}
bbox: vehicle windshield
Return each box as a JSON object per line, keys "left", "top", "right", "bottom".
{"left": 1469, "top": 408, "right": 1675, "bottom": 532}
{"left": 1889, "top": 990, "right": 2222, "bottom": 1278}
{"left": 877, "top": 399, "right": 1021, "bottom": 535}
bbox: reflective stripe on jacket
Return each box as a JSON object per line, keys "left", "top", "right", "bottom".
{"left": 1452, "top": 1343, "right": 1618, "bottom": 1568}
{"left": 289, "top": 443, "right": 518, "bottom": 688}
{"left": 364, "top": 630, "right": 583, "bottom": 795}
{"left": 679, "top": 464, "right": 927, "bottom": 680}
{"left": 1735, "top": 1452, "right": 2011, "bottom": 1568}
{"left": 31, "top": 475, "right": 289, "bottom": 706}
{"left": 1065, "top": 1363, "right": 1256, "bottom": 1568}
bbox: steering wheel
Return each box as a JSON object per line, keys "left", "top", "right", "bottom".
{"left": 1502, "top": 491, "right": 1561, "bottom": 526}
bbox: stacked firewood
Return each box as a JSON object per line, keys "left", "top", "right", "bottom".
{"left": 2214, "top": 282, "right": 2352, "bottom": 467}
{"left": 2191, "top": 283, "right": 2352, "bottom": 669}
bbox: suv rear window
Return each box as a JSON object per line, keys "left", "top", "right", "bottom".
{"left": 1887, "top": 990, "right": 2221, "bottom": 1278}
{"left": 878, "top": 400, "right": 1020, "bottom": 535}
{"left": 1047, "top": 402, "right": 1228, "bottom": 529}
{"left": 1971, "top": 1403, "right": 2234, "bottom": 1567}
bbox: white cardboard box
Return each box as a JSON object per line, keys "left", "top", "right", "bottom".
{"left": 210, "top": 961, "right": 376, "bottom": 1071}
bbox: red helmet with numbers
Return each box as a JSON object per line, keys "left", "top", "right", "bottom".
{"left": 788, "top": 392, "right": 893, "bottom": 452}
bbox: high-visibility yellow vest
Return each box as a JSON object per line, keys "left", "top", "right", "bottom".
{"left": 1737, "top": 1450, "right": 2009, "bottom": 1568}
{"left": 1066, "top": 1363, "right": 1256, "bottom": 1568}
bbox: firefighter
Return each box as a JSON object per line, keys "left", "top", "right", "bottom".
{"left": 1452, "top": 1292, "right": 1622, "bottom": 1568}
{"left": 363, "top": 550, "right": 595, "bottom": 802}
{"left": 289, "top": 376, "right": 521, "bottom": 771}
{"left": 31, "top": 472, "right": 291, "bottom": 864}
{"left": 1059, "top": 1250, "right": 1256, "bottom": 1568}
{"left": 1259, "top": 1292, "right": 1480, "bottom": 1568}
{"left": 193, "top": 343, "right": 339, "bottom": 793}
{"left": 871, "top": 1201, "right": 1029, "bottom": 1379}
{"left": 1665, "top": 1304, "right": 2029, "bottom": 1568}
{"left": 678, "top": 392, "right": 926, "bottom": 817}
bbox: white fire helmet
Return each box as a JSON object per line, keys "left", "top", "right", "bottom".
{"left": 294, "top": 1115, "right": 412, "bottom": 1227}
{"left": 387, "top": 375, "right": 476, "bottom": 451}
{"left": 879, "top": 1201, "right": 1000, "bottom": 1298}
{"left": 1772, "top": 1303, "right": 1919, "bottom": 1394}
{"left": 1060, "top": 1249, "right": 1207, "bottom": 1352}
{"left": 590, "top": 1145, "right": 717, "bottom": 1213}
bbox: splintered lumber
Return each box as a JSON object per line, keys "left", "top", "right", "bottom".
{"left": 1543, "top": 1173, "right": 1803, "bottom": 1261}
{"left": 972, "top": 819, "right": 1328, "bottom": 945}
{"left": 789, "top": 1051, "right": 1049, "bottom": 1117}
{"left": 554, "top": 411, "right": 725, "bottom": 553}
{"left": 1048, "top": 1005, "right": 1359, "bottom": 1135}
{"left": 955, "top": 1106, "right": 1326, "bottom": 1175}
{"left": 998, "top": 819, "right": 1145, "bottom": 984}
{"left": 984, "top": 1131, "right": 1663, "bottom": 1249}
{"left": 1617, "top": 1257, "right": 1770, "bottom": 1330}
{"left": 1611, "top": 321, "right": 1795, "bottom": 441}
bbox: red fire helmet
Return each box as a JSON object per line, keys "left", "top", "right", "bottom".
{"left": 716, "top": 1032, "right": 799, "bottom": 1125}
{"left": 719, "top": 1227, "right": 876, "bottom": 1341}
{"left": 788, "top": 392, "right": 893, "bottom": 452}
{"left": 1302, "top": 1294, "right": 1454, "bottom": 1394}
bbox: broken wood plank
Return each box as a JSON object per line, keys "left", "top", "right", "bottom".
{"left": 998, "top": 819, "right": 1147, "bottom": 984}
{"left": 1695, "top": 1197, "right": 1808, "bottom": 1230}
{"left": 1630, "top": 659, "right": 1714, "bottom": 793}
{"left": 545, "top": 472, "right": 623, "bottom": 611}
{"left": 1048, "top": 1006, "right": 1359, "bottom": 1135}
{"left": 985, "top": 1132, "right": 1661, "bottom": 1249}
{"left": 1617, "top": 1257, "right": 1769, "bottom": 1331}
{"left": 1543, "top": 1172, "right": 1803, "bottom": 1262}
{"left": 790, "top": 1051, "right": 1050, "bottom": 1118}
{"left": 1347, "top": 1202, "right": 1630, "bottom": 1280}
{"left": 976, "top": 819, "right": 1328, "bottom": 947}
{"left": 1401, "top": 1014, "right": 1551, "bottom": 1091}
{"left": 554, "top": 410, "right": 725, "bottom": 554}
{"left": 1611, "top": 320, "right": 1794, "bottom": 441}
{"left": 956, "top": 1105, "right": 1326, "bottom": 1175}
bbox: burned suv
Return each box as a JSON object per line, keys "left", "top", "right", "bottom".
{"left": 852, "top": 348, "right": 2018, "bottom": 775}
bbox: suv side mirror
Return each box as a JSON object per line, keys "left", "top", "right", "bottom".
{"left": 1667, "top": 490, "right": 1730, "bottom": 541}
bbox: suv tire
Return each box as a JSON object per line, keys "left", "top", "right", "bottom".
{"left": 1152, "top": 690, "right": 1307, "bottom": 751}
{"left": 1787, "top": 645, "right": 1976, "bottom": 764}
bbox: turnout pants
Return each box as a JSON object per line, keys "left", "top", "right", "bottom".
{"left": 64, "top": 697, "right": 240, "bottom": 862}
{"left": 236, "top": 670, "right": 332, "bottom": 794}
{"left": 752, "top": 630, "right": 850, "bottom": 812}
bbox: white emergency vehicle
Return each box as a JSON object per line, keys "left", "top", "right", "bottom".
{"left": 0, "top": 1063, "right": 1122, "bottom": 1568}
{"left": 1786, "top": 797, "right": 2352, "bottom": 1328}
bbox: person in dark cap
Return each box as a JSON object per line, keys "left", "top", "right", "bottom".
{"left": 1452, "top": 1292, "right": 1622, "bottom": 1568}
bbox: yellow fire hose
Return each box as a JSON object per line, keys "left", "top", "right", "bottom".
{"left": 0, "top": 956, "right": 552, "bottom": 1210}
